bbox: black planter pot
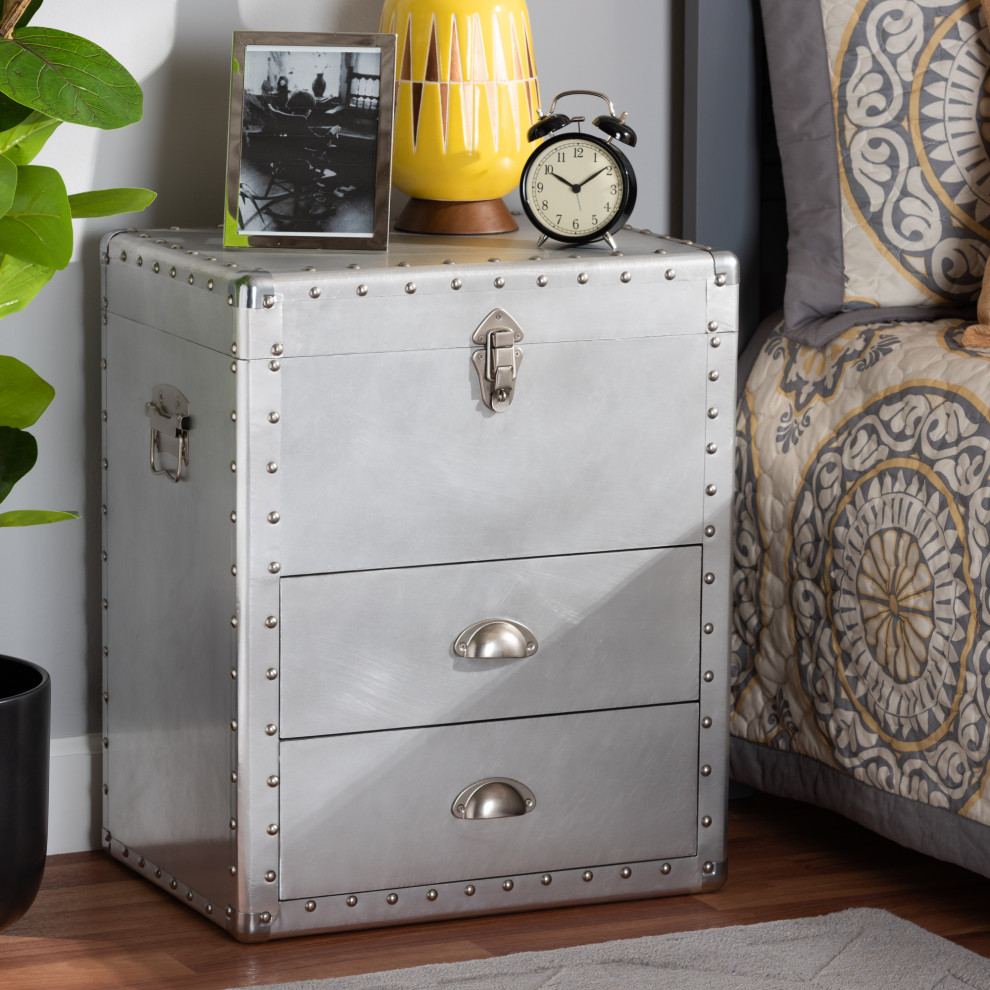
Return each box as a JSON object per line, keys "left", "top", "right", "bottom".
{"left": 0, "top": 655, "right": 50, "bottom": 931}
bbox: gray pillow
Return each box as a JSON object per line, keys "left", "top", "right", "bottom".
{"left": 761, "top": 0, "right": 988, "bottom": 345}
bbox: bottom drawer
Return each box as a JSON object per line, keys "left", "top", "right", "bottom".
{"left": 278, "top": 704, "right": 699, "bottom": 900}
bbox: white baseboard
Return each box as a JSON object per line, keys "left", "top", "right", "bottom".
{"left": 48, "top": 733, "right": 102, "bottom": 855}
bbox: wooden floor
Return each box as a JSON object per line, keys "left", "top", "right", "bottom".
{"left": 2, "top": 792, "right": 990, "bottom": 989}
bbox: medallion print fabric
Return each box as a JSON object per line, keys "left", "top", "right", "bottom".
{"left": 833, "top": 0, "right": 990, "bottom": 309}
{"left": 759, "top": 0, "right": 990, "bottom": 343}
{"left": 732, "top": 319, "right": 990, "bottom": 822}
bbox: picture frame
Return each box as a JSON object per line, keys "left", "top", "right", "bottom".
{"left": 224, "top": 31, "right": 396, "bottom": 251}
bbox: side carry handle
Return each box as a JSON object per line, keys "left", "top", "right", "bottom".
{"left": 145, "top": 384, "right": 191, "bottom": 483}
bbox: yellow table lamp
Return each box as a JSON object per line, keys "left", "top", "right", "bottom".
{"left": 380, "top": 0, "right": 541, "bottom": 234}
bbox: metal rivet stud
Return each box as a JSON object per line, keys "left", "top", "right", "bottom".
{"left": 259, "top": 912, "right": 272, "bottom": 924}
{"left": 582, "top": 871, "right": 593, "bottom": 882}
{"left": 266, "top": 462, "right": 278, "bottom": 474}
{"left": 494, "top": 276, "right": 505, "bottom": 288}
{"left": 263, "top": 295, "right": 275, "bottom": 309}
{"left": 188, "top": 274, "right": 194, "bottom": 285}
{"left": 701, "top": 765, "right": 712, "bottom": 777}
{"left": 661, "top": 863, "right": 672, "bottom": 875}
{"left": 169, "top": 267, "right": 176, "bottom": 278}
{"left": 702, "top": 815, "right": 713, "bottom": 828}
{"left": 265, "top": 723, "right": 277, "bottom": 736}
{"left": 540, "top": 874, "right": 552, "bottom": 886}
{"left": 706, "top": 442, "right": 717, "bottom": 454}
{"left": 705, "top": 525, "right": 716, "bottom": 538}
{"left": 387, "top": 892, "right": 399, "bottom": 904}
{"left": 577, "top": 272, "right": 589, "bottom": 284}
{"left": 267, "top": 823, "right": 279, "bottom": 835}
{"left": 230, "top": 511, "right": 237, "bottom": 523}
{"left": 186, "top": 890, "right": 194, "bottom": 901}
{"left": 230, "top": 616, "right": 238, "bottom": 628}
{"left": 269, "top": 561, "right": 281, "bottom": 574}
{"left": 266, "top": 668, "right": 278, "bottom": 680}
{"left": 305, "top": 900, "right": 317, "bottom": 912}
{"left": 665, "top": 269, "right": 676, "bottom": 280}
{"left": 706, "top": 484, "right": 717, "bottom": 496}
{"left": 271, "top": 343, "right": 284, "bottom": 356}
{"left": 225, "top": 905, "right": 233, "bottom": 918}
{"left": 702, "top": 717, "right": 712, "bottom": 729}
{"left": 265, "top": 871, "right": 276, "bottom": 882}
{"left": 266, "top": 614, "right": 279, "bottom": 628}
{"left": 427, "top": 889, "right": 439, "bottom": 901}
{"left": 620, "top": 867, "right": 632, "bottom": 878}
{"left": 405, "top": 282, "right": 416, "bottom": 294}
{"left": 357, "top": 284, "right": 368, "bottom": 296}
{"left": 310, "top": 287, "right": 321, "bottom": 299}
{"left": 268, "top": 411, "right": 280, "bottom": 424}
{"left": 704, "top": 573, "right": 715, "bottom": 584}
{"left": 464, "top": 885, "right": 476, "bottom": 896}
{"left": 536, "top": 275, "right": 548, "bottom": 287}
{"left": 170, "top": 880, "right": 178, "bottom": 890}
{"left": 207, "top": 279, "right": 214, "bottom": 291}
{"left": 709, "top": 370, "right": 719, "bottom": 381}
{"left": 703, "top": 861, "right": 716, "bottom": 874}
{"left": 704, "top": 669, "right": 715, "bottom": 680}
{"left": 708, "top": 407, "right": 718, "bottom": 419}
{"left": 269, "top": 360, "right": 280, "bottom": 372}
{"left": 205, "top": 903, "right": 213, "bottom": 915}
{"left": 267, "top": 775, "right": 279, "bottom": 788}
{"left": 267, "top": 511, "right": 280, "bottom": 524}
{"left": 451, "top": 278, "right": 462, "bottom": 290}
{"left": 502, "top": 880, "right": 514, "bottom": 892}
{"left": 710, "top": 336, "right": 721, "bottom": 348}
{"left": 620, "top": 271, "right": 632, "bottom": 283}
{"left": 230, "top": 720, "right": 237, "bottom": 731}
{"left": 715, "top": 273, "right": 727, "bottom": 286}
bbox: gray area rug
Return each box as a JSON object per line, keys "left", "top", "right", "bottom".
{"left": 228, "top": 907, "right": 990, "bottom": 989}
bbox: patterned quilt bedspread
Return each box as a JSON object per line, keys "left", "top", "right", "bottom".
{"left": 731, "top": 318, "right": 990, "bottom": 874}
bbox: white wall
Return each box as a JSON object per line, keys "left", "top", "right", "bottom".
{"left": 0, "top": 0, "right": 675, "bottom": 853}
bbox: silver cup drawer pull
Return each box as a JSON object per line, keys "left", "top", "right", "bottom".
{"left": 453, "top": 618, "right": 538, "bottom": 659}
{"left": 452, "top": 778, "right": 537, "bottom": 820}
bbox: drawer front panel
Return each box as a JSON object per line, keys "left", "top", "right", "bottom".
{"left": 280, "top": 547, "right": 700, "bottom": 737}
{"left": 279, "top": 333, "right": 708, "bottom": 574}
{"left": 278, "top": 704, "right": 699, "bottom": 900}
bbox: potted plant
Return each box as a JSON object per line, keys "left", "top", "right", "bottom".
{"left": 0, "top": 0, "right": 153, "bottom": 930}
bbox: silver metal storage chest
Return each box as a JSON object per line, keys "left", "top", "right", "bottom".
{"left": 100, "top": 223, "right": 737, "bottom": 941}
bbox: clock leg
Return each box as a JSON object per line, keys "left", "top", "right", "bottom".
{"left": 603, "top": 231, "right": 618, "bottom": 251}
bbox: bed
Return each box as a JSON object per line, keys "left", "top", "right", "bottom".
{"left": 685, "top": 0, "right": 990, "bottom": 877}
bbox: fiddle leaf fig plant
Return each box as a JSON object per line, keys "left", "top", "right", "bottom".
{"left": 0, "top": 0, "right": 155, "bottom": 526}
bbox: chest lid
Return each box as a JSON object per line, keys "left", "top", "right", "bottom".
{"left": 101, "top": 223, "right": 738, "bottom": 362}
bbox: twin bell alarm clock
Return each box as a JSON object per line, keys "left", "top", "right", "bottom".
{"left": 519, "top": 89, "right": 637, "bottom": 250}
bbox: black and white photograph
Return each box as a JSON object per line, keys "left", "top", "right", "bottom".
{"left": 225, "top": 32, "right": 395, "bottom": 249}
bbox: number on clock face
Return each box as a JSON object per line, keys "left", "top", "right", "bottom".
{"left": 526, "top": 138, "right": 624, "bottom": 238}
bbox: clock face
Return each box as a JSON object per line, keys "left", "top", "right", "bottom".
{"left": 520, "top": 133, "right": 635, "bottom": 243}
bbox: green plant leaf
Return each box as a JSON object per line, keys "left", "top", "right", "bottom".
{"left": 0, "top": 163, "right": 70, "bottom": 268}
{"left": 0, "top": 252, "right": 53, "bottom": 317}
{"left": 0, "top": 353, "right": 52, "bottom": 428}
{"left": 0, "top": 422, "right": 36, "bottom": 502}
{"left": 0, "top": 26, "right": 142, "bottom": 129}
{"left": 68, "top": 186, "right": 156, "bottom": 218}
{"left": 0, "top": 110, "right": 59, "bottom": 164}
{"left": 0, "top": 508, "right": 78, "bottom": 526}
{"left": 0, "top": 151, "right": 14, "bottom": 214}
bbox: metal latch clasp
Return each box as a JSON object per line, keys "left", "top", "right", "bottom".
{"left": 471, "top": 308, "right": 524, "bottom": 412}
{"left": 145, "top": 385, "right": 191, "bottom": 483}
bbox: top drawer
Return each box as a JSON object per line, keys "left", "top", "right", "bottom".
{"left": 279, "top": 545, "right": 700, "bottom": 737}
{"left": 278, "top": 332, "right": 708, "bottom": 574}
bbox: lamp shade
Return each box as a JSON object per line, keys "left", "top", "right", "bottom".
{"left": 380, "top": 0, "right": 540, "bottom": 233}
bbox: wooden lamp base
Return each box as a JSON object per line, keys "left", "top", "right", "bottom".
{"left": 394, "top": 197, "right": 519, "bottom": 235}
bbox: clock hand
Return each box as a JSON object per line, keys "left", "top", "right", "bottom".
{"left": 550, "top": 171, "right": 581, "bottom": 193}
{"left": 574, "top": 166, "right": 608, "bottom": 191}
